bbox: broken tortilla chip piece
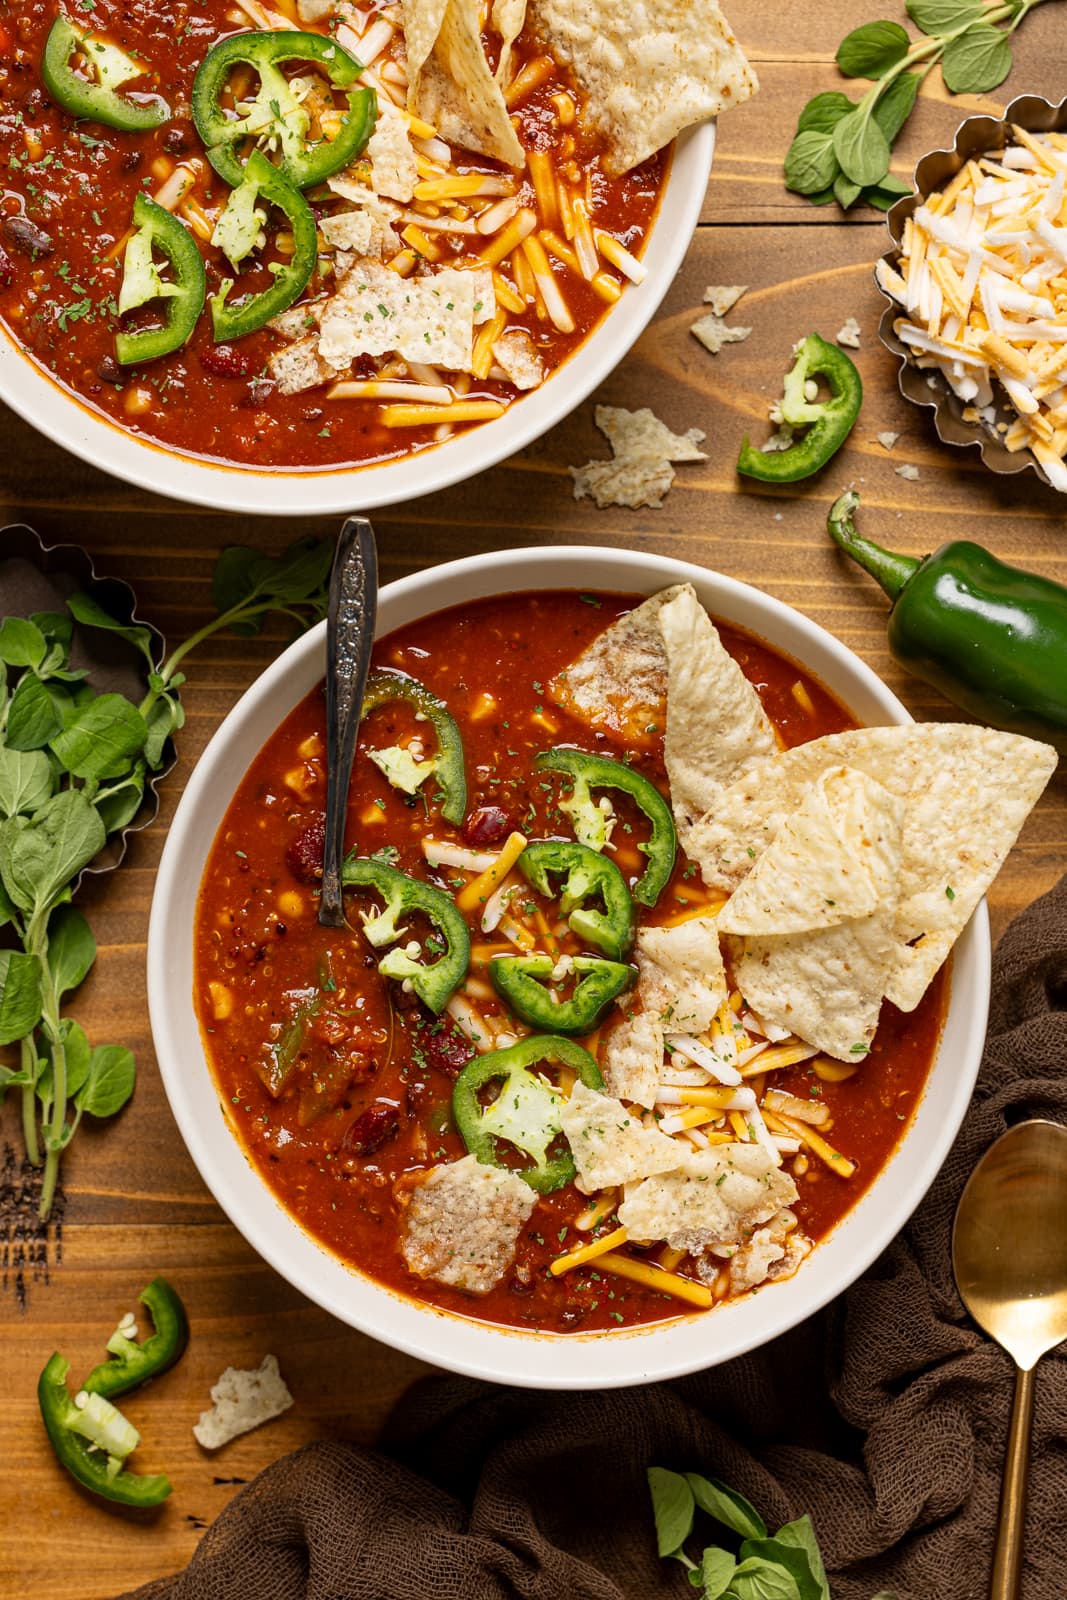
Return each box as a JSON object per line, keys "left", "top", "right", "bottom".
{"left": 570, "top": 405, "right": 707, "bottom": 510}
{"left": 726, "top": 908, "right": 899, "bottom": 1062}
{"left": 720, "top": 766, "right": 905, "bottom": 1059}
{"left": 601, "top": 915, "right": 726, "bottom": 1106}
{"left": 412, "top": 0, "right": 525, "bottom": 167}
{"left": 403, "top": 0, "right": 450, "bottom": 102}
{"left": 718, "top": 766, "right": 905, "bottom": 936}
{"left": 660, "top": 585, "right": 778, "bottom": 841}
{"left": 618, "top": 1144, "right": 796, "bottom": 1253}
{"left": 493, "top": 0, "right": 529, "bottom": 86}
{"left": 686, "top": 724, "right": 1057, "bottom": 1011}
{"left": 548, "top": 583, "right": 685, "bottom": 744}
{"left": 527, "top": 0, "right": 757, "bottom": 176}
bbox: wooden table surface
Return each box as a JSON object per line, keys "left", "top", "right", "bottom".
{"left": 3, "top": 5, "right": 1066, "bottom": 1594}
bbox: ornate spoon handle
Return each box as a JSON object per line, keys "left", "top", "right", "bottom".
{"left": 318, "top": 516, "right": 378, "bottom": 928}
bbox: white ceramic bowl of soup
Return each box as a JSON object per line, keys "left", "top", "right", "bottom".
{"left": 0, "top": 127, "right": 712, "bottom": 516}
{"left": 147, "top": 545, "right": 991, "bottom": 1388}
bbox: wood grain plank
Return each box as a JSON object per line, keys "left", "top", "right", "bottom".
{"left": 2, "top": 6, "right": 1067, "bottom": 1592}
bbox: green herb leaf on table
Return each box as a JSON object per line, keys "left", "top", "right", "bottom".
{"left": 687, "top": 1474, "right": 769, "bottom": 1540}
{"left": 699, "top": 1546, "right": 737, "bottom": 1599}
{"left": 836, "top": 19, "right": 911, "bottom": 77}
{"left": 775, "top": 1517, "right": 831, "bottom": 1600}
{"left": 906, "top": 0, "right": 982, "bottom": 31}
{"left": 729, "top": 1555, "right": 802, "bottom": 1600}
{"left": 739, "top": 1538, "right": 826, "bottom": 1600}
{"left": 940, "top": 22, "right": 1013, "bottom": 92}
{"left": 1, "top": 531, "right": 334, "bottom": 1220}
{"left": 785, "top": 0, "right": 1053, "bottom": 213}
{"left": 76, "top": 1045, "right": 136, "bottom": 1119}
{"left": 0, "top": 950, "right": 43, "bottom": 1047}
{"left": 832, "top": 109, "right": 891, "bottom": 187}
{"left": 648, "top": 1467, "right": 697, "bottom": 1557}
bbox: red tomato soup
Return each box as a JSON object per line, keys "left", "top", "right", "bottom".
{"left": 193, "top": 591, "right": 946, "bottom": 1336}
{"left": 0, "top": 2, "right": 665, "bottom": 470}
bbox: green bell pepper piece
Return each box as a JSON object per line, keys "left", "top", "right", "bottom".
{"left": 453, "top": 1034, "right": 603, "bottom": 1193}
{"left": 490, "top": 953, "right": 632, "bottom": 1035}
{"left": 361, "top": 669, "right": 467, "bottom": 826}
{"left": 42, "top": 16, "right": 170, "bottom": 132}
{"left": 209, "top": 150, "right": 318, "bottom": 342}
{"left": 342, "top": 857, "right": 470, "bottom": 1012}
{"left": 192, "top": 29, "right": 377, "bottom": 190}
{"left": 38, "top": 1353, "right": 172, "bottom": 1508}
{"left": 115, "top": 195, "right": 206, "bottom": 366}
{"left": 518, "top": 839, "right": 634, "bottom": 960}
{"left": 829, "top": 488, "right": 1067, "bottom": 754}
{"left": 737, "top": 333, "right": 862, "bottom": 484}
{"left": 535, "top": 747, "right": 676, "bottom": 907}
{"left": 83, "top": 1278, "right": 189, "bottom": 1401}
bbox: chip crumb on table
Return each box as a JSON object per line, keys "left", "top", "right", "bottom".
{"left": 895, "top": 463, "right": 921, "bottom": 480}
{"left": 570, "top": 404, "right": 707, "bottom": 509}
{"left": 192, "top": 1355, "right": 294, "bottom": 1451}
{"left": 690, "top": 283, "right": 752, "bottom": 355}
{"left": 836, "top": 316, "right": 862, "bottom": 348}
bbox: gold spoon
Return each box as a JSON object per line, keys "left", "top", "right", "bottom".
{"left": 952, "top": 1118, "right": 1067, "bottom": 1600}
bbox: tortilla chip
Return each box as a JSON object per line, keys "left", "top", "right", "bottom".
{"left": 601, "top": 1008, "right": 662, "bottom": 1110}
{"left": 402, "top": 0, "right": 450, "bottom": 96}
{"left": 492, "top": 0, "right": 528, "bottom": 86}
{"left": 618, "top": 1144, "right": 796, "bottom": 1252}
{"left": 527, "top": 0, "right": 757, "bottom": 176}
{"left": 660, "top": 585, "right": 777, "bottom": 841}
{"left": 412, "top": 0, "right": 525, "bottom": 167}
{"left": 686, "top": 725, "right": 1057, "bottom": 1011}
{"left": 717, "top": 767, "right": 905, "bottom": 936}
{"left": 570, "top": 405, "right": 707, "bottom": 510}
{"left": 726, "top": 910, "right": 898, "bottom": 1062}
{"left": 548, "top": 583, "right": 685, "bottom": 745}
{"left": 601, "top": 915, "right": 726, "bottom": 1107}
{"left": 636, "top": 915, "right": 726, "bottom": 1034}
{"left": 560, "top": 1080, "right": 681, "bottom": 1192}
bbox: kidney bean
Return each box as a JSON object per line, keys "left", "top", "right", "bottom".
{"left": 415, "top": 1014, "right": 474, "bottom": 1078}
{"left": 462, "top": 805, "right": 512, "bottom": 848}
{"left": 96, "top": 354, "right": 123, "bottom": 386}
{"left": 342, "top": 1102, "right": 400, "bottom": 1155}
{"left": 1, "top": 215, "right": 52, "bottom": 258}
{"left": 285, "top": 815, "right": 325, "bottom": 882}
{"left": 200, "top": 344, "right": 258, "bottom": 380}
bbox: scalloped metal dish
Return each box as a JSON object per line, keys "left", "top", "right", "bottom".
{"left": 876, "top": 92, "right": 1067, "bottom": 491}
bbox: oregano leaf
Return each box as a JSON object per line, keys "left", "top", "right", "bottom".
{"left": 784, "top": 130, "right": 840, "bottom": 195}
{"left": 836, "top": 20, "right": 911, "bottom": 78}
{"left": 873, "top": 71, "right": 921, "bottom": 142}
{"left": 906, "top": 0, "right": 983, "bottom": 33}
{"left": 797, "top": 92, "right": 856, "bottom": 133}
{"left": 648, "top": 1468, "right": 696, "bottom": 1557}
{"left": 941, "top": 22, "right": 1013, "bottom": 93}
{"left": 832, "top": 109, "right": 891, "bottom": 186}
{"left": 834, "top": 172, "right": 863, "bottom": 208}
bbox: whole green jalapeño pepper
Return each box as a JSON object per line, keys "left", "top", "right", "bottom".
{"left": 116, "top": 195, "right": 206, "bottom": 366}
{"left": 84, "top": 1279, "right": 189, "bottom": 1401}
{"left": 192, "top": 30, "right": 377, "bottom": 190}
{"left": 38, "top": 1354, "right": 172, "bottom": 1508}
{"left": 42, "top": 16, "right": 170, "bottom": 132}
{"left": 210, "top": 150, "right": 318, "bottom": 342}
{"left": 361, "top": 669, "right": 467, "bottom": 825}
{"left": 453, "top": 1035, "right": 603, "bottom": 1192}
{"left": 535, "top": 748, "right": 676, "bottom": 907}
{"left": 829, "top": 489, "right": 1067, "bottom": 753}
{"left": 342, "top": 857, "right": 470, "bottom": 1012}
{"left": 738, "top": 333, "right": 862, "bottom": 484}
{"left": 490, "top": 953, "right": 633, "bottom": 1035}
{"left": 518, "top": 839, "right": 634, "bottom": 960}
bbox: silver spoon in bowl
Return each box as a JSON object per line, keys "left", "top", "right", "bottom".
{"left": 318, "top": 516, "right": 378, "bottom": 928}
{"left": 952, "top": 1117, "right": 1067, "bottom": 1600}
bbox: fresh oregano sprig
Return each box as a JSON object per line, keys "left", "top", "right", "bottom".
{"left": 648, "top": 1466, "right": 899, "bottom": 1600}
{"left": 785, "top": 0, "right": 1060, "bottom": 213}
{"left": 0, "top": 536, "right": 333, "bottom": 1219}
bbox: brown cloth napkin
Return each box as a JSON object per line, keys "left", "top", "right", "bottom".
{"left": 124, "top": 877, "right": 1067, "bottom": 1600}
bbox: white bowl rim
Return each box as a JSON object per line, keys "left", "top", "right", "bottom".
{"left": 148, "top": 544, "right": 991, "bottom": 1388}
{"left": 0, "top": 126, "right": 713, "bottom": 517}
